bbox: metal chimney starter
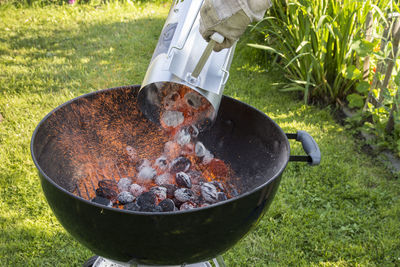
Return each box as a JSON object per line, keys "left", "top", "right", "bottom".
{"left": 138, "top": 0, "right": 236, "bottom": 129}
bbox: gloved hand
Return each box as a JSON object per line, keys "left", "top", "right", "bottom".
{"left": 199, "top": 0, "right": 272, "bottom": 51}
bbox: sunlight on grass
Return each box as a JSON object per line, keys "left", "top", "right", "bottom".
{"left": 1, "top": 1, "right": 400, "bottom": 266}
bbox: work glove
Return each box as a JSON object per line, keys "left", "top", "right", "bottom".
{"left": 199, "top": 0, "right": 272, "bottom": 51}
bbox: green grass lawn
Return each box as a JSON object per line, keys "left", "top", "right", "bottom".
{"left": 1, "top": 2, "right": 400, "bottom": 266}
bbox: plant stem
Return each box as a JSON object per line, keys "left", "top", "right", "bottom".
{"left": 385, "top": 17, "right": 400, "bottom": 134}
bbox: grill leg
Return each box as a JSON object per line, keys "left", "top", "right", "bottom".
{"left": 213, "top": 256, "right": 226, "bottom": 267}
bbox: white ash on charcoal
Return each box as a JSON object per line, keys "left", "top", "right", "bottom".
{"left": 129, "top": 183, "right": 144, "bottom": 197}
{"left": 83, "top": 116, "right": 241, "bottom": 212}
{"left": 180, "top": 202, "right": 196, "bottom": 211}
{"left": 195, "top": 141, "right": 216, "bottom": 164}
{"left": 195, "top": 142, "right": 206, "bottom": 158}
{"left": 169, "top": 156, "right": 191, "bottom": 173}
{"left": 117, "top": 191, "right": 135, "bottom": 204}
{"left": 154, "top": 173, "right": 174, "bottom": 185}
{"left": 175, "top": 128, "right": 191, "bottom": 146}
{"left": 202, "top": 150, "right": 214, "bottom": 164}
{"left": 91, "top": 196, "right": 113, "bottom": 207}
{"left": 174, "top": 188, "right": 195, "bottom": 203}
{"left": 158, "top": 198, "right": 175, "bottom": 212}
{"left": 154, "top": 156, "right": 169, "bottom": 171}
{"left": 201, "top": 183, "right": 218, "bottom": 203}
{"left": 150, "top": 186, "right": 167, "bottom": 202}
{"left": 117, "top": 178, "right": 132, "bottom": 192}
{"left": 184, "top": 91, "right": 202, "bottom": 109}
{"left": 175, "top": 172, "right": 192, "bottom": 188}
{"left": 161, "top": 110, "right": 184, "bottom": 128}
{"left": 195, "top": 141, "right": 214, "bottom": 164}
{"left": 163, "top": 91, "right": 181, "bottom": 110}
{"left": 186, "top": 125, "right": 199, "bottom": 138}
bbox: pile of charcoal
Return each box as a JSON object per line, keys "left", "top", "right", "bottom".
{"left": 91, "top": 125, "right": 238, "bottom": 212}
{"left": 92, "top": 176, "right": 232, "bottom": 212}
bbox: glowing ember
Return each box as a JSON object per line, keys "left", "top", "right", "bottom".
{"left": 51, "top": 87, "right": 240, "bottom": 212}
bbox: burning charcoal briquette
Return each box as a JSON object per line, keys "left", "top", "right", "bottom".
{"left": 202, "top": 150, "right": 214, "bottom": 164}
{"left": 170, "top": 156, "right": 191, "bottom": 173}
{"left": 175, "top": 172, "right": 192, "bottom": 188}
{"left": 195, "top": 142, "right": 206, "bottom": 158}
{"left": 175, "top": 128, "right": 191, "bottom": 146}
{"left": 91, "top": 196, "right": 112, "bottom": 207}
{"left": 117, "top": 178, "right": 132, "bottom": 192}
{"left": 150, "top": 186, "right": 167, "bottom": 202}
{"left": 163, "top": 91, "right": 181, "bottom": 109}
{"left": 184, "top": 91, "right": 202, "bottom": 109}
{"left": 174, "top": 188, "right": 195, "bottom": 202}
{"left": 217, "top": 192, "right": 227, "bottom": 202}
{"left": 186, "top": 125, "right": 199, "bottom": 138}
{"left": 124, "top": 202, "right": 140, "bottom": 211}
{"left": 155, "top": 156, "right": 168, "bottom": 171}
{"left": 180, "top": 202, "right": 196, "bottom": 211}
{"left": 129, "top": 183, "right": 144, "bottom": 197}
{"left": 96, "top": 187, "right": 117, "bottom": 201}
{"left": 137, "top": 166, "right": 156, "bottom": 182}
{"left": 137, "top": 192, "right": 156, "bottom": 207}
{"left": 155, "top": 173, "right": 173, "bottom": 185}
{"left": 158, "top": 198, "right": 175, "bottom": 212}
{"left": 161, "top": 110, "right": 184, "bottom": 127}
{"left": 201, "top": 183, "right": 218, "bottom": 203}
{"left": 117, "top": 191, "right": 135, "bottom": 204}
{"left": 161, "top": 184, "right": 178, "bottom": 198}
{"left": 98, "top": 179, "right": 117, "bottom": 191}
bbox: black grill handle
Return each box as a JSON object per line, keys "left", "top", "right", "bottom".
{"left": 286, "top": 130, "right": 321, "bottom": 166}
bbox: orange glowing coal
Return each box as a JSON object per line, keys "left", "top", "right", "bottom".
{"left": 50, "top": 86, "right": 239, "bottom": 211}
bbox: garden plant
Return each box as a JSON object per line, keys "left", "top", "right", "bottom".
{"left": 251, "top": 0, "right": 400, "bottom": 155}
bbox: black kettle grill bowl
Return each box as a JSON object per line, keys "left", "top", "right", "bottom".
{"left": 31, "top": 85, "right": 317, "bottom": 265}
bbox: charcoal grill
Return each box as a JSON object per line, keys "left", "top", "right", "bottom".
{"left": 31, "top": 85, "right": 320, "bottom": 266}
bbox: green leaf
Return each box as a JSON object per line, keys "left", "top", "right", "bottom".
{"left": 394, "top": 71, "right": 400, "bottom": 87}
{"left": 247, "top": 43, "right": 285, "bottom": 58}
{"left": 351, "top": 39, "right": 375, "bottom": 57}
{"left": 356, "top": 81, "right": 370, "bottom": 94}
{"left": 347, "top": 93, "right": 364, "bottom": 108}
{"left": 345, "top": 65, "right": 362, "bottom": 80}
{"left": 295, "top": 41, "right": 310, "bottom": 53}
